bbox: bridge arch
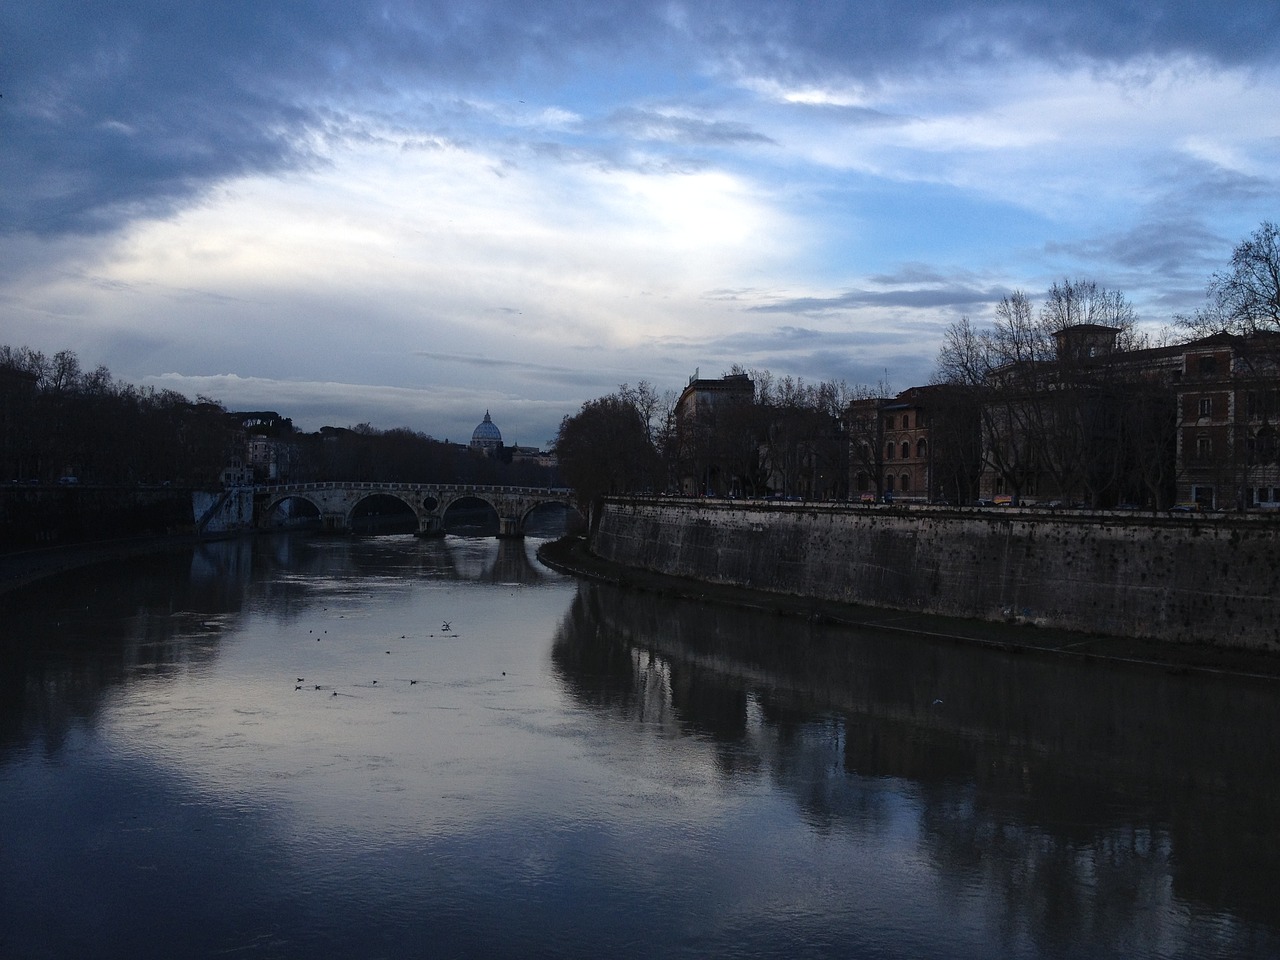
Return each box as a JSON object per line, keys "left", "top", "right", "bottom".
{"left": 246, "top": 483, "right": 578, "bottom": 538}
{"left": 261, "top": 493, "right": 324, "bottom": 530}
{"left": 519, "top": 499, "right": 585, "bottom": 537}
{"left": 349, "top": 492, "right": 418, "bottom": 534}
{"left": 439, "top": 494, "right": 502, "bottom": 535}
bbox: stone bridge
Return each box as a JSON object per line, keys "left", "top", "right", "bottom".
{"left": 253, "top": 482, "right": 580, "bottom": 538}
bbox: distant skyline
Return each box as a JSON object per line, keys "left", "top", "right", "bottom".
{"left": 4, "top": 1, "right": 1279, "bottom": 446}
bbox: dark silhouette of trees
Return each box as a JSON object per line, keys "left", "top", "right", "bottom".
{"left": 753, "top": 374, "right": 849, "bottom": 499}
{"left": 0, "top": 344, "right": 558, "bottom": 490}
{"left": 555, "top": 386, "right": 662, "bottom": 521}
{"left": 0, "top": 345, "right": 237, "bottom": 484}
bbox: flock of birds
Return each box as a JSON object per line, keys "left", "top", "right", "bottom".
{"left": 291, "top": 619, "right": 504, "bottom": 699}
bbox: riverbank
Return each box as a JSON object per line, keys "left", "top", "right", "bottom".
{"left": 590, "top": 497, "right": 1280, "bottom": 650}
{"left": 0, "top": 534, "right": 204, "bottom": 596}
{"left": 537, "top": 535, "right": 1280, "bottom": 681}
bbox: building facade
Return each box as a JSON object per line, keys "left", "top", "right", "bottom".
{"left": 674, "top": 372, "right": 755, "bottom": 496}
{"left": 848, "top": 390, "right": 935, "bottom": 500}
{"left": 1176, "top": 334, "right": 1280, "bottom": 509}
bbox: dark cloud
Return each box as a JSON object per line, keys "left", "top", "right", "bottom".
{"left": 1041, "top": 153, "right": 1279, "bottom": 295}
{"left": 646, "top": 323, "right": 944, "bottom": 389}
{"left": 0, "top": 0, "right": 663, "bottom": 237}
{"left": 1045, "top": 220, "right": 1227, "bottom": 280}
{"left": 413, "top": 350, "right": 652, "bottom": 397}
{"left": 413, "top": 351, "right": 597, "bottom": 392}
{"left": 867, "top": 263, "right": 982, "bottom": 286}
{"left": 697, "top": 0, "right": 1280, "bottom": 82}
{"left": 6, "top": 0, "right": 1277, "bottom": 243}
{"left": 604, "top": 108, "right": 774, "bottom": 146}
{"left": 751, "top": 284, "right": 1007, "bottom": 313}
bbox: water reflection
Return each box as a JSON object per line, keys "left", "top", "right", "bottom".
{"left": 552, "top": 581, "right": 1280, "bottom": 955}
{"left": 0, "top": 535, "right": 551, "bottom": 763}
{"left": 1, "top": 535, "right": 1277, "bottom": 959}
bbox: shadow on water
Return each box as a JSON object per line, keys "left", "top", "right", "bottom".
{"left": 551, "top": 580, "right": 1280, "bottom": 952}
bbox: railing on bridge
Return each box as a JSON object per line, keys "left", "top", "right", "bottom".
{"left": 260, "top": 481, "right": 574, "bottom": 496}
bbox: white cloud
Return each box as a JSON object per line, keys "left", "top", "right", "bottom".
{"left": 756, "top": 57, "right": 1280, "bottom": 215}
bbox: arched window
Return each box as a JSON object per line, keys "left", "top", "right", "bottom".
{"left": 901, "top": 473, "right": 910, "bottom": 492}
{"left": 884, "top": 474, "right": 894, "bottom": 492}
{"left": 917, "top": 439, "right": 928, "bottom": 458}
{"left": 856, "top": 472, "right": 869, "bottom": 492}
{"left": 901, "top": 441, "right": 910, "bottom": 460}
{"left": 902, "top": 414, "right": 910, "bottom": 429}
{"left": 885, "top": 442, "right": 894, "bottom": 460}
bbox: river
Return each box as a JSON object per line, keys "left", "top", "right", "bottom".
{"left": 2, "top": 533, "right": 1278, "bottom": 959}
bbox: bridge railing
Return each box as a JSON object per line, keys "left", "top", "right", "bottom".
{"left": 258, "top": 482, "right": 574, "bottom": 497}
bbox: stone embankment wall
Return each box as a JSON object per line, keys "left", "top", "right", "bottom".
{"left": 590, "top": 498, "right": 1280, "bottom": 650}
{"left": 0, "top": 484, "right": 194, "bottom": 549}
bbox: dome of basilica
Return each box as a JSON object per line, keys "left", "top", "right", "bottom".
{"left": 470, "top": 410, "right": 502, "bottom": 451}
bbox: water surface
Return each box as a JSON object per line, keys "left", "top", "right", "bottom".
{"left": 2, "top": 534, "right": 1277, "bottom": 959}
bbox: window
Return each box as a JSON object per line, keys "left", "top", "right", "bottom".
{"left": 1198, "top": 355, "right": 1217, "bottom": 376}
{"left": 884, "top": 474, "right": 894, "bottom": 492}
{"left": 1255, "top": 426, "right": 1276, "bottom": 463}
{"left": 901, "top": 441, "right": 910, "bottom": 460}
{"left": 1198, "top": 397, "right": 1212, "bottom": 417}
{"left": 901, "top": 473, "right": 910, "bottom": 492}
{"left": 917, "top": 439, "right": 928, "bottom": 458}
{"left": 901, "top": 414, "right": 910, "bottom": 429}
{"left": 856, "top": 472, "right": 869, "bottom": 492}
{"left": 1248, "top": 391, "right": 1280, "bottom": 421}
{"left": 885, "top": 442, "right": 894, "bottom": 460}
{"left": 1196, "top": 435, "right": 1213, "bottom": 459}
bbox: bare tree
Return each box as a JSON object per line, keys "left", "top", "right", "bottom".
{"left": 1181, "top": 221, "right": 1280, "bottom": 337}
{"left": 936, "top": 281, "right": 1145, "bottom": 506}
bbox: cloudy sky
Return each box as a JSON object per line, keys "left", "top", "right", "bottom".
{"left": 4, "top": 2, "right": 1279, "bottom": 446}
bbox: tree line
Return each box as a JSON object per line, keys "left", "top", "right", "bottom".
{"left": 554, "top": 373, "right": 860, "bottom": 512}
{"left": 0, "top": 346, "right": 556, "bottom": 488}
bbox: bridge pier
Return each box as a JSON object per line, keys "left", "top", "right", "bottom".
{"left": 321, "top": 513, "right": 348, "bottom": 534}
{"left": 496, "top": 516, "right": 523, "bottom": 539}
{"left": 416, "top": 514, "right": 445, "bottom": 538}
